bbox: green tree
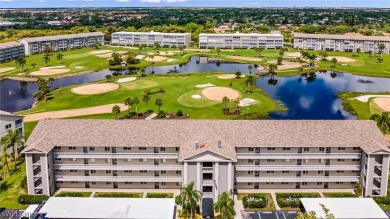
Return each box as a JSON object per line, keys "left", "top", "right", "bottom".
{"left": 331, "top": 57, "right": 338, "bottom": 67}
{"left": 43, "top": 45, "right": 52, "bottom": 54}
{"left": 213, "top": 190, "right": 235, "bottom": 219}
{"left": 43, "top": 53, "right": 51, "bottom": 66}
{"left": 105, "top": 74, "right": 112, "bottom": 81}
{"left": 245, "top": 75, "right": 256, "bottom": 93}
{"left": 247, "top": 65, "right": 253, "bottom": 73}
{"left": 33, "top": 78, "right": 50, "bottom": 102}
{"left": 1, "top": 129, "right": 23, "bottom": 169}
{"left": 15, "top": 56, "right": 26, "bottom": 72}
{"left": 143, "top": 94, "right": 151, "bottom": 111}
{"left": 112, "top": 105, "right": 121, "bottom": 119}
{"left": 378, "top": 42, "right": 386, "bottom": 57}
{"left": 132, "top": 97, "right": 140, "bottom": 119}
{"left": 370, "top": 112, "right": 390, "bottom": 133}
{"left": 124, "top": 97, "right": 132, "bottom": 113}
{"left": 295, "top": 204, "right": 335, "bottom": 219}
{"left": 47, "top": 77, "right": 54, "bottom": 86}
{"left": 377, "top": 57, "right": 384, "bottom": 63}
{"left": 355, "top": 182, "right": 363, "bottom": 197}
{"left": 222, "top": 96, "right": 229, "bottom": 112}
{"left": 234, "top": 71, "right": 242, "bottom": 78}
{"left": 154, "top": 42, "right": 161, "bottom": 50}
{"left": 1, "top": 146, "right": 11, "bottom": 177}
{"left": 319, "top": 50, "right": 328, "bottom": 61}
{"left": 56, "top": 53, "right": 63, "bottom": 63}
{"left": 268, "top": 64, "right": 278, "bottom": 74}
{"left": 356, "top": 48, "right": 361, "bottom": 55}
{"left": 155, "top": 98, "right": 163, "bottom": 113}
{"left": 277, "top": 56, "right": 283, "bottom": 65}
{"left": 31, "top": 63, "right": 36, "bottom": 69}
{"left": 178, "top": 182, "right": 202, "bottom": 219}
{"left": 94, "top": 40, "right": 100, "bottom": 49}
{"left": 216, "top": 48, "right": 221, "bottom": 56}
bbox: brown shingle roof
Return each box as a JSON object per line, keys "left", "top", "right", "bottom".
{"left": 23, "top": 120, "right": 389, "bottom": 158}
{"left": 294, "top": 32, "right": 390, "bottom": 42}
{"left": 21, "top": 32, "right": 104, "bottom": 43}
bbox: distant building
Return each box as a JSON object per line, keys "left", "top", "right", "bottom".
{"left": 293, "top": 33, "right": 390, "bottom": 54}
{"left": 47, "top": 21, "right": 62, "bottom": 26}
{"left": 20, "top": 32, "right": 105, "bottom": 55}
{"left": 0, "top": 110, "right": 24, "bottom": 139}
{"left": 111, "top": 31, "right": 191, "bottom": 47}
{"left": 0, "top": 41, "right": 25, "bottom": 63}
{"left": 199, "top": 33, "right": 284, "bottom": 49}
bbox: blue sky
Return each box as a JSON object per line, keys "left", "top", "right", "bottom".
{"left": 0, "top": 0, "right": 389, "bottom": 8}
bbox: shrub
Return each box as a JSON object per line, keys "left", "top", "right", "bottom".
{"left": 20, "top": 176, "right": 27, "bottom": 190}
{"left": 323, "top": 192, "right": 358, "bottom": 198}
{"left": 55, "top": 192, "right": 91, "bottom": 197}
{"left": 146, "top": 192, "right": 174, "bottom": 198}
{"left": 94, "top": 192, "right": 142, "bottom": 198}
{"left": 242, "top": 194, "right": 267, "bottom": 209}
{"left": 18, "top": 195, "right": 49, "bottom": 204}
{"left": 175, "top": 196, "right": 182, "bottom": 205}
{"left": 176, "top": 109, "right": 183, "bottom": 117}
{"left": 276, "top": 193, "right": 320, "bottom": 208}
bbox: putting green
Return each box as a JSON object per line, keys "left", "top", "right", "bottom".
{"left": 120, "top": 80, "right": 159, "bottom": 90}
{"left": 177, "top": 90, "right": 220, "bottom": 108}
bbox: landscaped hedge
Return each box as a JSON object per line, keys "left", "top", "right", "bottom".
{"left": 146, "top": 192, "right": 174, "bottom": 198}
{"left": 18, "top": 195, "right": 49, "bottom": 204}
{"left": 94, "top": 192, "right": 143, "bottom": 198}
{"left": 276, "top": 193, "right": 320, "bottom": 208}
{"left": 374, "top": 196, "right": 390, "bottom": 205}
{"left": 323, "top": 192, "right": 358, "bottom": 198}
{"left": 242, "top": 194, "right": 268, "bottom": 209}
{"left": 55, "top": 192, "right": 92, "bottom": 197}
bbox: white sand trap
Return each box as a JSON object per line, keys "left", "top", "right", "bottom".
{"left": 75, "top": 66, "right": 84, "bottom": 69}
{"left": 267, "top": 61, "right": 301, "bottom": 70}
{"left": 191, "top": 95, "right": 202, "bottom": 99}
{"left": 353, "top": 95, "right": 390, "bottom": 102}
{"left": 116, "top": 77, "right": 137, "bottom": 83}
{"left": 239, "top": 98, "right": 257, "bottom": 107}
{"left": 226, "top": 56, "right": 263, "bottom": 62}
{"left": 221, "top": 49, "right": 235, "bottom": 52}
{"left": 31, "top": 69, "right": 70, "bottom": 76}
{"left": 0, "top": 67, "right": 16, "bottom": 73}
{"left": 196, "top": 83, "right": 215, "bottom": 88}
{"left": 167, "top": 59, "right": 176, "bottom": 62}
{"left": 184, "top": 49, "right": 210, "bottom": 52}
{"left": 24, "top": 104, "right": 127, "bottom": 122}
{"left": 202, "top": 87, "right": 240, "bottom": 101}
{"left": 39, "top": 66, "right": 66, "bottom": 70}
{"left": 372, "top": 98, "right": 390, "bottom": 112}
{"left": 90, "top": 50, "right": 112, "bottom": 55}
{"left": 96, "top": 51, "right": 127, "bottom": 58}
{"left": 71, "top": 83, "right": 119, "bottom": 95}
{"left": 284, "top": 52, "right": 302, "bottom": 57}
{"left": 135, "top": 55, "right": 145, "bottom": 59}
{"left": 217, "top": 74, "right": 245, "bottom": 79}
{"left": 147, "top": 52, "right": 155, "bottom": 55}
{"left": 327, "top": 56, "right": 356, "bottom": 63}
{"left": 146, "top": 56, "right": 168, "bottom": 62}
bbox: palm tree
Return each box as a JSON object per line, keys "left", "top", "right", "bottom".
{"left": 155, "top": 98, "right": 163, "bottom": 113}
{"left": 277, "top": 56, "right": 283, "bottom": 65}
{"left": 1, "top": 129, "right": 23, "bottom": 169}
{"left": 154, "top": 42, "right": 161, "bottom": 50}
{"left": 179, "top": 182, "right": 202, "bottom": 219}
{"left": 331, "top": 57, "right": 338, "bottom": 67}
{"left": 15, "top": 56, "right": 26, "bottom": 72}
{"left": 56, "top": 53, "right": 63, "bottom": 63}
{"left": 356, "top": 48, "right": 361, "bottom": 56}
{"left": 43, "top": 53, "right": 51, "bottom": 66}
{"left": 222, "top": 96, "right": 229, "bottom": 113}
{"left": 132, "top": 97, "right": 140, "bottom": 119}
{"left": 297, "top": 57, "right": 304, "bottom": 67}
{"left": 378, "top": 42, "right": 386, "bottom": 57}
{"left": 149, "top": 55, "right": 155, "bottom": 73}
{"left": 143, "top": 94, "right": 151, "bottom": 111}
{"left": 268, "top": 64, "right": 278, "bottom": 74}
{"left": 247, "top": 65, "right": 253, "bottom": 74}
{"left": 213, "top": 190, "right": 235, "bottom": 219}
{"left": 124, "top": 97, "right": 132, "bottom": 113}
{"left": 105, "top": 74, "right": 112, "bottom": 81}
{"left": 216, "top": 48, "right": 221, "bottom": 56}
{"left": 234, "top": 71, "right": 242, "bottom": 78}
{"left": 47, "top": 77, "right": 54, "bottom": 86}
{"left": 370, "top": 112, "right": 390, "bottom": 133}
{"left": 245, "top": 75, "right": 256, "bottom": 93}
{"left": 1, "top": 147, "right": 11, "bottom": 177}
{"left": 112, "top": 105, "right": 121, "bottom": 119}
{"left": 43, "top": 45, "right": 52, "bottom": 54}
{"left": 94, "top": 40, "right": 100, "bottom": 49}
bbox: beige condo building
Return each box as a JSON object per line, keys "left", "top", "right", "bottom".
{"left": 199, "top": 33, "right": 284, "bottom": 49}
{"left": 0, "top": 41, "right": 25, "bottom": 63}
{"left": 111, "top": 31, "right": 191, "bottom": 47}
{"left": 23, "top": 120, "right": 389, "bottom": 200}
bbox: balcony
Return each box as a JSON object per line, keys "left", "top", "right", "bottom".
{"left": 33, "top": 160, "right": 41, "bottom": 166}
{"left": 55, "top": 175, "right": 182, "bottom": 182}
{"left": 203, "top": 192, "right": 214, "bottom": 198}
{"left": 235, "top": 165, "right": 360, "bottom": 171}
{"left": 202, "top": 180, "right": 214, "bottom": 186}
{"left": 53, "top": 152, "right": 179, "bottom": 159}
{"left": 236, "top": 176, "right": 359, "bottom": 183}
{"left": 54, "top": 164, "right": 182, "bottom": 171}
{"left": 236, "top": 153, "right": 361, "bottom": 159}
{"left": 202, "top": 167, "right": 214, "bottom": 172}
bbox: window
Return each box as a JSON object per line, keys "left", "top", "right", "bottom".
{"left": 176, "top": 147, "right": 179, "bottom": 152}
{"left": 124, "top": 147, "right": 131, "bottom": 150}
{"left": 336, "top": 170, "right": 344, "bottom": 173}
{"left": 266, "top": 182, "right": 274, "bottom": 185}
{"left": 267, "top": 171, "right": 274, "bottom": 173}
{"left": 71, "top": 181, "right": 77, "bottom": 184}
{"left": 317, "top": 182, "right": 323, "bottom": 185}
{"left": 89, "top": 147, "right": 95, "bottom": 151}
{"left": 125, "top": 182, "right": 132, "bottom": 184}
{"left": 91, "top": 170, "right": 96, "bottom": 174}
{"left": 336, "top": 182, "right": 344, "bottom": 184}
{"left": 248, "top": 159, "right": 254, "bottom": 163}
{"left": 248, "top": 182, "right": 253, "bottom": 186}
{"left": 126, "top": 158, "right": 132, "bottom": 162}
{"left": 338, "top": 147, "right": 346, "bottom": 150}
{"left": 140, "top": 182, "right": 148, "bottom": 184}
{"left": 55, "top": 169, "right": 62, "bottom": 173}
{"left": 54, "top": 146, "right": 61, "bottom": 150}
{"left": 282, "top": 182, "right": 290, "bottom": 185}
{"left": 248, "top": 171, "right": 254, "bottom": 174}
{"left": 352, "top": 159, "right": 360, "bottom": 162}
{"left": 139, "top": 147, "right": 147, "bottom": 150}
{"left": 92, "top": 182, "right": 96, "bottom": 185}
{"left": 106, "top": 182, "right": 112, "bottom": 185}
{"left": 140, "top": 170, "right": 148, "bottom": 173}
{"left": 337, "top": 159, "right": 345, "bottom": 162}
{"left": 267, "top": 159, "right": 275, "bottom": 162}
{"left": 304, "top": 147, "right": 310, "bottom": 152}
{"left": 283, "top": 147, "right": 290, "bottom": 151}
{"left": 248, "top": 147, "right": 254, "bottom": 152}
{"left": 176, "top": 170, "right": 181, "bottom": 174}
{"left": 282, "top": 171, "right": 290, "bottom": 173}
{"left": 318, "top": 171, "right": 324, "bottom": 174}
{"left": 105, "top": 159, "right": 111, "bottom": 163}
{"left": 302, "top": 182, "right": 307, "bottom": 185}
{"left": 70, "top": 170, "right": 77, "bottom": 172}
{"left": 284, "top": 159, "right": 290, "bottom": 162}
{"left": 176, "top": 182, "right": 182, "bottom": 186}
{"left": 90, "top": 158, "right": 95, "bottom": 163}
{"left": 69, "top": 158, "right": 77, "bottom": 162}
{"left": 124, "top": 170, "right": 132, "bottom": 173}
{"left": 68, "top": 146, "right": 76, "bottom": 150}
{"left": 54, "top": 158, "right": 61, "bottom": 161}
{"left": 319, "top": 147, "right": 325, "bottom": 151}
{"left": 267, "top": 147, "right": 275, "bottom": 151}
{"left": 160, "top": 147, "right": 166, "bottom": 151}
{"left": 353, "top": 147, "right": 360, "bottom": 150}
{"left": 352, "top": 170, "right": 360, "bottom": 173}
{"left": 303, "top": 171, "right": 308, "bottom": 174}
{"left": 161, "top": 170, "right": 167, "bottom": 174}
{"left": 5, "top": 124, "right": 11, "bottom": 129}
{"left": 106, "top": 170, "right": 111, "bottom": 174}
{"left": 104, "top": 147, "right": 110, "bottom": 152}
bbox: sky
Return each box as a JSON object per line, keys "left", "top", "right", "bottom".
{"left": 0, "top": 0, "right": 389, "bottom": 8}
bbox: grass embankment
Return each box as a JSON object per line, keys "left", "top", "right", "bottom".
{"left": 0, "top": 161, "right": 27, "bottom": 209}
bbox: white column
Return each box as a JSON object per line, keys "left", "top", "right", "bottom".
{"left": 197, "top": 162, "right": 201, "bottom": 192}
{"left": 183, "top": 162, "right": 188, "bottom": 185}
{"left": 214, "top": 162, "right": 219, "bottom": 199}
{"left": 228, "top": 162, "right": 233, "bottom": 192}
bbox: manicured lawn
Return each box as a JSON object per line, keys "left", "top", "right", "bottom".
{"left": 322, "top": 192, "right": 358, "bottom": 198}
{"left": 94, "top": 192, "right": 143, "bottom": 198}
{"left": 238, "top": 193, "right": 276, "bottom": 211}
{"left": 55, "top": 191, "right": 92, "bottom": 197}
{"left": 146, "top": 192, "right": 174, "bottom": 198}
{"left": 0, "top": 161, "right": 27, "bottom": 209}
{"left": 24, "top": 121, "right": 39, "bottom": 139}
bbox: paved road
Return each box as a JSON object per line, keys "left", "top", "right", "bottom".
{"left": 246, "top": 210, "right": 298, "bottom": 219}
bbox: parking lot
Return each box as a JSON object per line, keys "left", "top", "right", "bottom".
{"left": 384, "top": 211, "right": 390, "bottom": 218}
{"left": 0, "top": 210, "right": 24, "bottom": 219}
{"left": 245, "top": 210, "right": 298, "bottom": 219}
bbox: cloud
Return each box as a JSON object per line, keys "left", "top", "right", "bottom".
{"left": 0, "top": 0, "right": 13, "bottom": 2}
{"left": 116, "top": 0, "right": 131, "bottom": 2}
{"left": 140, "top": 0, "right": 187, "bottom": 3}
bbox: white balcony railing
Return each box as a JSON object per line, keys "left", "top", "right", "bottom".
{"left": 236, "top": 176, "right": 359, "bottom": 183}
{"left": 202, "top": 167, "right": 214, "bottom": 172}
{"left": 202, "top": 180, "right": 214, "bottom": 186}
{"left": 235, "top": 165, "right": 360, "bottom": 171}
{"left": 203, "top": 192, "right": 214, "bottom": 198}
{"left": 53, "top": 152, "right": 179, "bottom": 159}
{"left": 33, "top": 160, "right": 41, "bottom": 166}
{"left": 54, "top": 164, "right": 182, "bottom": 171}
{"left": 55, "top": 175, "right": 182, "bottom": 183}
{"left": 236, "top": 153, "right": 361, "bottom": 159}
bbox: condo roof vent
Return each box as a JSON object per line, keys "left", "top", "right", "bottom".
{"left": 195, "top": 141, "right": 199, "bottom": 149}
{"left": 217, "top": 141, "right": 222, "bottom": 148}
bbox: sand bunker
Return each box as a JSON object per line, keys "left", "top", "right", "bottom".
{"left": 135, "top": 55, "right": 145, "bottom": 59}
{"left": 267, "top": 61, "right": 301, "bottom": 70}
{"left": 202, "top": 87, "right": 240, "bottom": 101}
{"left": 226, "top": 56, "right": 263, "bottom": 62}
{"left": 167, "top": 59, "right": 176, "bottom": 62}
{"left": 354, "top": 95, "right": 390, "bottom": 102}
{"left": 146, "top": 56, "right": 168, "bottom": 62}
{"left": 372, "top": 98, "right": 390, "bottom": 112}
{"left": 90, "top": 50, "right": 112, "bottom": 55}
{"left": 116, "top": 77, "right": 137, "bottom": 83}
{"left": 71, "top": 83, "right": 119, "bottom": 95}
{"left": 40, "top": 66, "right": 66, "bottom": 70}
{"left": 24, "top": 104, "right": 127, "bottom": 122}
{"left": 217, "top": 74, "right": 245, "bottom": 79}
{"left": 327, "top": 56, "right": 356, "bottom": 63}
{"left": 191, "top": 95, "right": 202, "bottom": 99}
{"left": 96, "top": 51, "right": 127, "bottom": 58}
{"left": 75, "top": 66, "right": 84, "bottom": 69}
{"left": 184, "top": 49, "right": 210, "bottom": 52}
{"left": 31, "top": 69, "right": 70, "bottom": 76}
{"left": 0, "top": 67, "right": 16, "bottom": 73}
{"left": 239, "top": 98, "right": 257, "bottom": 107}
{"left": 284, "top": 52, "right": 302, "bottom": 58}
{"left": 196, "top": 83, "right": 215, "bottom": 88}
{"left": 221, "top": 49, "right": 235, "bottom": 52}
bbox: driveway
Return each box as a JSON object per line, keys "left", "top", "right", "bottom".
{"left": 0, "top": 210, "right": 24, "bottom": 219}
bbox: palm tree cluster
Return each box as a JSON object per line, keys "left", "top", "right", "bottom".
{"left": 15, "top": 56, "right": 27, "bottom": 73}
{"left": 178, "top": 182, "right": 202, "bottom": 219}
{"left": 1, "top": 129, "right": 23, "bottom": 177}
{"left": 33, "top": 78, "right": 51, "bottom": 102}
{"left": 370, "top": 112, "right": 390, "bottom": 133}
{"left": 244, "top": 75, "right": 257, "bottom": 93}
{"left": 213, "top": 191, "right": 236, "bottom": 219}
{"left": 300, "top": 51, "right": 317, "bottom": 68}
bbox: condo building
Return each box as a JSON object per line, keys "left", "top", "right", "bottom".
{"left": 198, "top": 33, "right": 284, "bottom": 49}
{"left": 111, "top": 31, "right": 191, "bottom": 47}
{"left": 23, "top": 120, "right": 389, "bottom": 200}
{"left": 0, "top": 41, "right": 25, "bottom": 63}
{"left": 20, "top": 32, "right": 105, "bottom": 55}
{"left": 0, "top": 110, "right": 24, "bottom": 139}
{"left": 293, "top": 33, "right": 390, "bottom": 54}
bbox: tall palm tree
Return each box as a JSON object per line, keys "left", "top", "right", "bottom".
{"left": 222, "top": 96, "right": 229, "bottom": 113}
{"left": 216, "top": 48, "right": 221, "bottom": 56}
{"left": 15, "top": 56, "right": 26, "bottom": 72}
{"left": 1, "top": 147, "right": 11, "bottom": 177}
{"left": 143, "top": 94, "right": 151, "bottom": 111}
{"left": 132, "top": 97, "right": 140, "bottom": 119}
{"left": 43, "top": 45, "right": 52, "bottom": 54}
{"left": 213, "top": 190, "right": 235, "bottom": 219}
{"left": 47, "top": 77, "right": 54, "bottom": 86}
{"left": 155, "top": 98, "right": 163, "bottom": 113}
{"left": 43, "top": 53, "right": 51, "bottom": 66}
{"left": 370, "top": 112, "right": 390, "bottom": 133}
{"left": 112, "top": 105, "right": 121, "bottom": 119}
{"left": 378, "top": 43, "right": 385, "bottom": 57}
{"left": 179, "top": 182, "right": 202, "bottom": 219}
{"left": 268, "top": 64, "right": 278, "bottom": 74}
{"left": 1, "top": 129, "right": 23, "bottom": 169}
{"left": 247, "top": 65, "right": 253, "bottom": 74}
{"left": 245, "top": 75, "right": 256, "bottom": 93}
{"left": 94, "top": 40, "right": 100, "bottom": 49}
{"left": 124, "top": 97, "right": 132, "bottom": 113}
{"left": 56, "top": 53, "right": 63, "bottom": 63}
{"left": 331, "top": 57, "right": 338, "bottom": 67}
